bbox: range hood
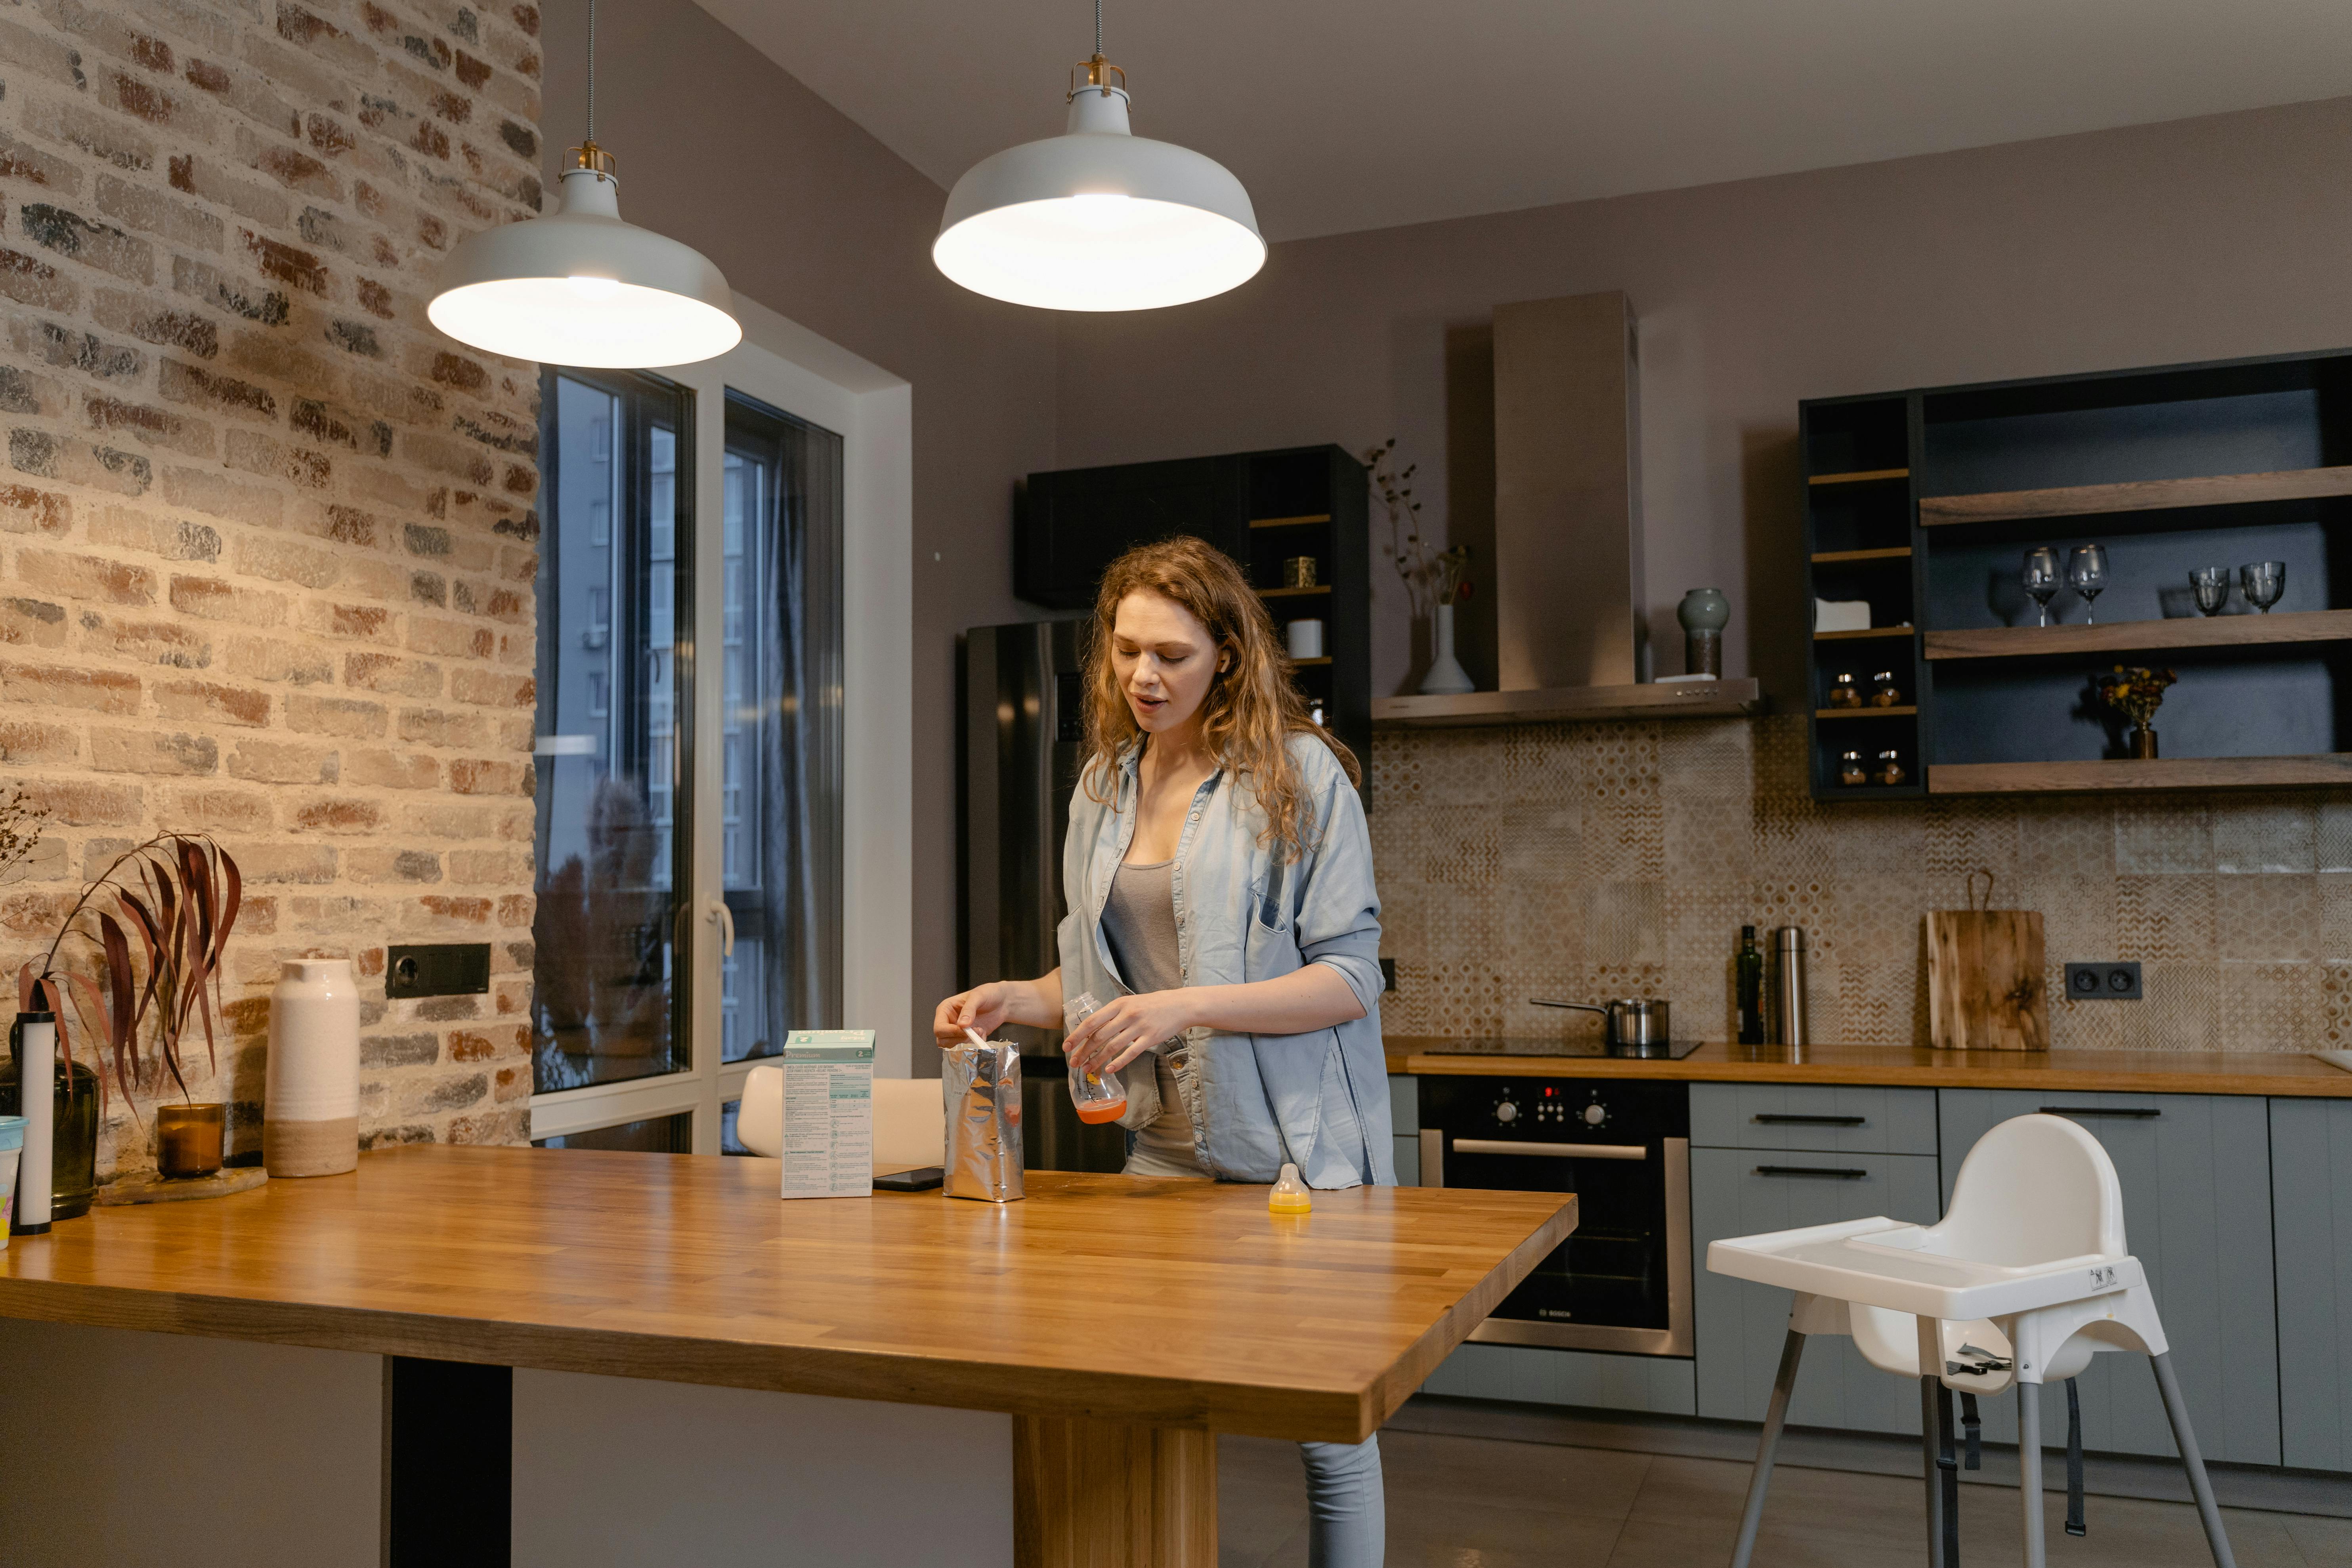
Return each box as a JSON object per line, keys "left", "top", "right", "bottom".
{"left": 1373, "top": 291, "right": 1764, "bottom": 728}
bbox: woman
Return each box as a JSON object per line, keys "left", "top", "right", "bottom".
{"left": 934, "top": 536, "right": 1393, "bottom": 1567}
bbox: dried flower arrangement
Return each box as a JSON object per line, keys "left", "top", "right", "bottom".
{"left": 21, "top": 835, "right": 242, "bottom": 1112}
{"left": 1364, "top": 438, "right": 1471, "bottom": 617}
{"left": 0, "top": 787, "right": 48, "bottom": 884}
{"left": 2095, "top": 665, "right": 2177, "bottom": 731}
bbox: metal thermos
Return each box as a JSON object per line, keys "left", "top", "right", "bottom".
{"left": 1771, "top": 927, "right": 1809, "bottom": 1048}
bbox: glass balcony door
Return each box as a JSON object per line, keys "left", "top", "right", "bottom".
{"left": 529, "top": 368, "right": 844, "bottom": 1154}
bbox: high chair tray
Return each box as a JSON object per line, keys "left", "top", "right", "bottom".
{"left": 1707, "top": 1217, "right": 2144, "bottom": 1320}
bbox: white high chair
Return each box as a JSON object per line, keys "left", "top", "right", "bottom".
{"left": 1706, "top": 1113, "right": 2235, "bottom": 1568}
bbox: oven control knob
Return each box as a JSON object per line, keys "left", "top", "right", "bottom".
{"left": 1494, "top": 1100, "right": 1519, "bottom": 1124}
{"left": 1582, "top": 1103, "right": 1609, "bottom": 1127}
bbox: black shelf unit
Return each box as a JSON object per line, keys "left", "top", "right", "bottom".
{"left": 1015, "top": 444, "right": 1372, "bottom": 779}
{"left": 1802, "top": 348, "right": 2352, "bottom": 799}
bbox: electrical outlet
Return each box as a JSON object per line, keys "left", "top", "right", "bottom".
{"left": 386, "top": 943, "right": 491, "bottom": 999}
{"left": 1380, "top": 957, "right": 1398, "bottom": 993}
{"left": 2063, "top": 961, "right": 2142, "bottom": 1001}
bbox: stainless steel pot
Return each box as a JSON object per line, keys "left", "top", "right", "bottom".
{"left": 1531, "top": 997, "right": 1672, "bottom": 1051}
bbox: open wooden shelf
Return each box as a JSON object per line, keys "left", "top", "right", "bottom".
{"left": 1809, "top": 468, "right": 1910, "bottom": 487}
{"left": 1930, "top": 754, "right": 2352, "bottom": 795}
{"left": 1924, "top": 608, "right": 2352, "bottom": 661}
{"left": 1292, "top": 656, "right": 1333, "bottom": 667}
{"left": 1257, "top": 584, "right": 1331, "bottom": 598}
{"left": 1918, "top": 466, "right": 2352, "bottom": 527}
{"left": 1815, "top": 706, "right": 1918, "bottom": 719}
{"left": 1812, "top": 547, "right": 1912, "bottom": 563}
{"left": 1248, "top": 514, "right": 1332, "bottom": 529}
{"left": 1814, "top": 626, "right": 1916, "bottom": 642}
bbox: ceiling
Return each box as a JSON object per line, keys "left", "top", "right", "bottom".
{"left": 691, "top": 0, "right": 2352, "bottom": 243}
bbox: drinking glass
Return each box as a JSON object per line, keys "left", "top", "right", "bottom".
{"left": 2189, "top": 567, "right": 2230, "bottom": 616}
{"left": 2021, "top": 547, "right": 2062, "bottom": 626}
{"left": 2067, "top": 544, "right": 2109, "bottom": 625}
{"left": 2241, "top": 561, "right": 2285, "bottom": 614}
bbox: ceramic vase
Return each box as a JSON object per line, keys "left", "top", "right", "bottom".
{"left": 265, "top": 958, "right": 359, "bottom": 1176}
{"left": 1420, "top": 603, "right": 1475, "bottom": 694}
{"left": 1678, "top": 588, "right": 1730, "bottom": 678}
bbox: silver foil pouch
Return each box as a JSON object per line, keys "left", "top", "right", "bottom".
{"left": 941, "top": 1040, "right": 1024, "bottom": 1201}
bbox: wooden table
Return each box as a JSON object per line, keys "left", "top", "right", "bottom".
{"left": 0, "top": 1146, "right": 1574, "bottom": 1566}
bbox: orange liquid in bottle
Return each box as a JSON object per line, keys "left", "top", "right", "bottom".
{"left": 1075, "top": 1097, "right": 1127, "bottom": 1124}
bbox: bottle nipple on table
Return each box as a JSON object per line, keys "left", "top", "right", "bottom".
{"left": 1064, "top": 991, "right": 1127, "bottom": 1124}
{"left": 1268, "top": 1162, "right": 1312, "bottom": 1214}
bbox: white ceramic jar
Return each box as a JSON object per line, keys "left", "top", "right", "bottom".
{"left": 264, "top": 958, "right": 360, "bottom": 1176}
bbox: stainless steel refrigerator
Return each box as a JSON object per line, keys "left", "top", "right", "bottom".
{"left": 961, "top": 620, "right": 1127, "bottom": 1172}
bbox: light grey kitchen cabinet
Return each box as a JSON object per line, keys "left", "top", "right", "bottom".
{"left": 1389, "top": 1075, "right": 1421, "bottom": 1184}
{"left": 2271, "top": 1096, "right": 2352, "bottom": 1471}
{"left": 1690, "top": 1146, "right": 1944, "bottom": 1434}
{"left": 1937, "top": 1090, "right": 2279, "bottom": 1466}
{"left": 1690, "top": 1083, "right": 1939, "bottom": 1156}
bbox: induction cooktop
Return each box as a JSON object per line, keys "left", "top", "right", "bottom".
{"left": 1413, "top": 1036, "right": 1706, "bottom": 1061}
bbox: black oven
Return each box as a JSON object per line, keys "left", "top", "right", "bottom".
{"left": 1419, "top": 1076, "right": 1691, "bottom": 1356}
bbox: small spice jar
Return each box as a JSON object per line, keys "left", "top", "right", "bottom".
{"left": 1875, "top": 749, "right": 1907, "bottom": 787}
{"left": 1828, "top": 673, "right": 1862, "bottom": 709}
{"left": 1870, "top": 671, "right": 1902, "bottom": 707}
{"left": 1838, "top": 750, "right": 1868, "bottom": 787}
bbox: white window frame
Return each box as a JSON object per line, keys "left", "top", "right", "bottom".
{"left": 527, "top": 296, "right": 913, "bottom": 1152}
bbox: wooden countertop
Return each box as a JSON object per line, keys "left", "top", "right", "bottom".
{"left": 0, "top": 1145, "right": 1574, "bottom": 1446}
{"left": 1383, "top": 1039, "right": 2352, "bottom": 1097}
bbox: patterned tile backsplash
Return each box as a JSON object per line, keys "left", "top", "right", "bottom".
{"left": 1367, "top": 714, "right": 2352, "bottom": 1053}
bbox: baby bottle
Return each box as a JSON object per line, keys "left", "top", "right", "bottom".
{"left": 1269, "top": 1162, "right": 1312, "bottom": 1214}
{"left": 1064, "top": 992, "right": 1128, "bottom": 1125}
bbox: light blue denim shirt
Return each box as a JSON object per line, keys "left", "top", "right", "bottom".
{"left": 1055, "top": 733, "right": 1395, "bottom": 1189}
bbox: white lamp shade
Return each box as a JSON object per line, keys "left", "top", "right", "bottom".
{"left": 430, "top": 170, "right": 742, "bottom": 368}
{"left": 935, "top": 87, "right": 1265, "bottom": 312}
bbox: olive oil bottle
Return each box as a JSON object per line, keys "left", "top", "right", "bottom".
{"left": 1735, "top": 925, "right": 1765, "bottom": 1046}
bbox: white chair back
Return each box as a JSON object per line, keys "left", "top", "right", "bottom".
{"left": 732, "top": 1066, "right": 944, "bottom": 1169}
{"left": 1937, "top": 1113, "right": 2125, "bottom": 1267}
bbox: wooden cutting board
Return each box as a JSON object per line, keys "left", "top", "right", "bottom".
{"left": 1926, "top": 906, "right": 2047, "bottom": 1051}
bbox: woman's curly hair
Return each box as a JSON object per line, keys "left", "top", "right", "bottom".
{"left": 1079, "top": 536, "right": 1359, "bottom": 860}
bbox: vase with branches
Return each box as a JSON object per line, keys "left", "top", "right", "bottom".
{"left": 2095, "top": 665, "right": 2176, "bottom": 760}
{"left": 1364, "top": 439, "right": 1476, "bottom": 693}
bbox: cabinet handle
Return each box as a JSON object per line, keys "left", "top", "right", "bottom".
{"left": 1753, "top": 1114, "right": 1866, "bottom": 1126}
{"left": 2039, "top": 1106, "right": 2161, "bottom": 1119}
{"left": 1756, "top": 1164, "right": 1869, "bottom": 1180}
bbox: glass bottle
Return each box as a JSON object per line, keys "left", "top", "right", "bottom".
{"left": 1875, "top": 749, "right": 1907, "bottom": 787}
{"left": 1838, "top": 750, "right": 1867, "bottom": 787}
{"left": 1828, "top": 672, "right": 1861, "bottom": 709}
{"left": 1735, "top": 925, "right": 1765, "bottom": 1046}
{"left": 1870, "top": 671, "right": 1901, "bottom": 708}
{"left": 1062, "top": 991, "right": 1128, "bottom": 1125}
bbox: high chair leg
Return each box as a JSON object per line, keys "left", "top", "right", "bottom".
{"left": 1728, "top": 1329, "right": 1805, "bottom": 1568}
{"left": 2150, "top": 1353, "right": 2237, "bottom": 1568}
{"left": 1918, "top": 1318, "right": 1947, "bottom": 1568}
{"left": 2017, "top": 1387, "right": 2045, "bottom": 1568}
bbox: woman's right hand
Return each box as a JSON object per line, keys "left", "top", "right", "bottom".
{"left": 932, "top": 982, "right": 1020, "bottom": 1046}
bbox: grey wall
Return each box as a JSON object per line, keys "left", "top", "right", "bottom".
{"left": 1053, "top": 96, "right": 2352, "bottom": 702}
{"left": 541, "top": 0, "right": 1059, "bottom": 1058}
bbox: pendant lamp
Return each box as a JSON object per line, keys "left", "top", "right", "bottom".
{"left": 428, "top": 0, "right": 740, "bottom": 367}
{"left": 934, "top": 2, "right": 1265, "bottom": 312}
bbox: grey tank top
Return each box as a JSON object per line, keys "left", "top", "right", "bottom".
{"left": 1099, "top": 859, "right": 1204, "bottom": 1174}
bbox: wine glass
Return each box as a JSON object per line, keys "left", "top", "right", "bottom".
{"left": 2022, "top": 547, "right": 2062, "bottom": 626}
{"left": 2067, "top": 544, "right": 2109, "bottom": 625}
{"left": 2189, "top": 567, "right": 2230, "bottom": 616}
{"left": 2241, "top": 561, "right": 2285, "bottom": 615}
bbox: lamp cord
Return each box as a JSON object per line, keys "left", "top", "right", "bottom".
{"left": 586, "top": 0, "right": 596, "bottom": 143}
{"left": 1093, "top": 0, "right": 1101, "bottom": 57}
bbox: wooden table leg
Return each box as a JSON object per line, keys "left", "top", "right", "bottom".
{"left": 1013, "top": 1414, "right": 1217, "bottom": 1568}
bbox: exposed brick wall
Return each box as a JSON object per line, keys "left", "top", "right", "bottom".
{"left": 0, "top": 0, "right": 545, "bottom": 1172}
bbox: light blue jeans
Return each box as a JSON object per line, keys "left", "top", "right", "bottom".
{"left": 1299, "top": 1435, "right": 1385, "bottom": 1568}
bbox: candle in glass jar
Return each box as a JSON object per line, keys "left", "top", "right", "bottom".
{"left": 157, "top": 1103, "right": 224, "bottom": 1179}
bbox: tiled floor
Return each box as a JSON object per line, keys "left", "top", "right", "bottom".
{"left": 1218, "top": 1428, "right": 2352, "bottom": 1567}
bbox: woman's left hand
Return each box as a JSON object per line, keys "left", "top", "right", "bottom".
{"left": 1064, "top": 989, "right": 1196, "bottom": 1075}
